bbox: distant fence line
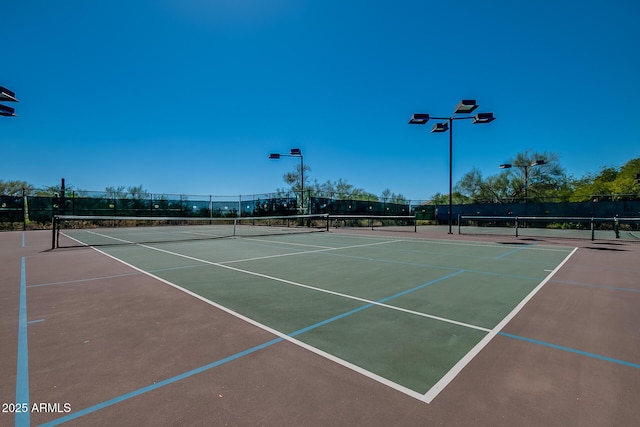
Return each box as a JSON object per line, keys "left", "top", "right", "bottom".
{"left": 1, "top": 189, "right": 639, "bottom": 230}
{"left": 0, "top": 191, "right": 432, "bottom": 230}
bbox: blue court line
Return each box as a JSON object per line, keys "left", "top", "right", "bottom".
{"left": 39, "top": 337, "right": 284, "bottom": 427}
{"left": 499, "top": 332, "right": 640, "bottom": 369}
{"left": 551, "top": 279, "right": 640, "bottom": 293}
{"left": 495, "top": 246, "right": 528, "bottom": 260}
{"left": 42, "top": 270, "right": 465, "bottom": 425}
{"left": 16, "top": 257, "right": 30, "bottom": 427}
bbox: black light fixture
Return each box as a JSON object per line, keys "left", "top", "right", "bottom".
{"left": 472, "top": 112, "right": 495, "bottom": 124}
{"left": 454, "top": 99, "right": 478, "bottom": 114}
{"left": 408, "top": 113, "right": 430, "bottom": 125}
{"left": 0, "top": 87, "right": 18, "bottom": 102}
{"left": 431, "top": 122, "right": 449, "bottom": 133}
{"left": 0, "top": 104, "right": 16, "bottom": 117}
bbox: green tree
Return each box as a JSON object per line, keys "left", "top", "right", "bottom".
{"left": 454, "top": 150, "right": 568, "bottom": 203}
{"left": 571, "top": 157, "right": 640, "bottom": 201}
{"left": 0, "top": 180, "right": 34, "bottom": 196}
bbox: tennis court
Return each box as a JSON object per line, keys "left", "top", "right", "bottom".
{"left": 2, "top": 223, "right": 639, "bottom": 426}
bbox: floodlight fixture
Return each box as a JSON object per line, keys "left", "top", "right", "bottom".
{"left": 0, "top": 87, "right": 18, "bottom": 103}
{"left": 531, "top": 159, "right": 546, "bottom": 166}
{"left": 499, "top": 163, "right": 512, "bottom": 169}
{"left": 408, "top": 113, "right": 430, "bottom": 125}
{"left": 290, "top": 148, "right": 302, "bottom": 156}
{"left": 0, "top": 104, "right": 16, "bottom": 116}
{"left": 431, "top": 122, "right": 449, "bottom": 133}
{"left": 454, "top": 99, "right": 478, "bottom": 114}
{"left": 268, "top": 153, "right": 281, "bottom": 159}
{"left": 472, "top": 112, "right": 495, "bottom": 124}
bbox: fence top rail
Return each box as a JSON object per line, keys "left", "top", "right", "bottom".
{"left": 459, "top": 215, "right": 640, "bottom": 221}
{"left": 327, "top": 214, "right": 416, "bottom": 219}
{"left": 54, "top": 213, "right": 331, "bottom": 222}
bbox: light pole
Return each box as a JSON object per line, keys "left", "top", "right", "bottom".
{"left": 409, "top": 100, "right": 495, "bottom": 234}
{"left": 499, "top": 159, "right": 546, "bottom": 203}
{"left": 0, "top": 86, "right": 18, "bottom": 117}
{"left": 269, "top": 148, "right": 305, "bottom": 214}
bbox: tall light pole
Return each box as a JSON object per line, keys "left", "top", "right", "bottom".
{"left": 409, "top": 100, "right": 495, "bottom": 234}
{"left": 269, "top": 148, "right": 305, "bottom": 214}
{"left": 499, "top": 159, "right": 546, "bottom": 203}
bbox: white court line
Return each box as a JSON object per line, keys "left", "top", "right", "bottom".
{"left": 331, "top": 231, "right": 574, "bottom": 252}
{"left": 422, "top": 246, "right": 579, "bottom": 403}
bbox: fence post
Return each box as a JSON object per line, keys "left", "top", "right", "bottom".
{"left": 591, "top": 217, "right": 595, "bottom": 241}
{"left": 515, "top": 216, "right": 519, "bottom": 237}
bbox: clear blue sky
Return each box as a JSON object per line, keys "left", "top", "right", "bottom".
{"left": 2, "top": 0, "right": 639, "bottom": 201}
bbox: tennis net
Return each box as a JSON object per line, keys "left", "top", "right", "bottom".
{"left": 326, "top": 215, "right": 417, "bottom": 232}
{"left": 52, "top": 214, "right": 330, "bottom": 248}
{"left": 458, "top": 215, "right": 640, "bottom": 241}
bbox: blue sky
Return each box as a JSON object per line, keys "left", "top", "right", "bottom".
{"left": 2, "top": 0, "right": 639, "bottom": 201}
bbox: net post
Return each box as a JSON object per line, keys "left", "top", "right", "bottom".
{"left": 515, "top": 216, "right": 519, "bottom": 237}
{"left": 591, "top": 217, "right": 595, "bottom": 241}
{"left": 457, "top": 215, "right": 461, "bottom": 234}
{"left": 414, "top": 215, "right": 417, "bottom": 232}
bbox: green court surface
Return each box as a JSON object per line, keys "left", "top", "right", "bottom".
{"left": 83, "top": 232, "right": 575, "bottom": 400}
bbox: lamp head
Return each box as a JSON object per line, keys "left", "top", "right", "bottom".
{"left": 454, "top": 99, "right": 478, "bottom": 114}
{"left": 408, "top": 113, "right": 430, "bottom": 125}
{"left": 431, "top": 122, "right": 449, "bottom": 133}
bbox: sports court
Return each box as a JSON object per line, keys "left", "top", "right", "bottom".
{"left": 2, "top": 221, "right": 639, "bottom": 426}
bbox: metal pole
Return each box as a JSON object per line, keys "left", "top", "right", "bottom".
{"left": 524, "top": 165, "right": 529, "bottom": 204}
{"left": 300, "top": 155, "right": 304, "bottom": 215}
{"left": 448, "top": 118, "right": 453, "bottom": 234}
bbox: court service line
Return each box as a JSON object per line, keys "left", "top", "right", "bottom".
{"left": 422, "top": 246, "right": 579, "bottom": 403}
{"left": 219, "top": 239, "right": 406, "bottom": 264}
{"left": 80, "top": 229, "right": 406, "bottom": 264}
{"left": 133, "top": 242, "right": 490, "bottom": 332}
{"left": 330, "top": 231, "right": 575, "bottom": 252}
